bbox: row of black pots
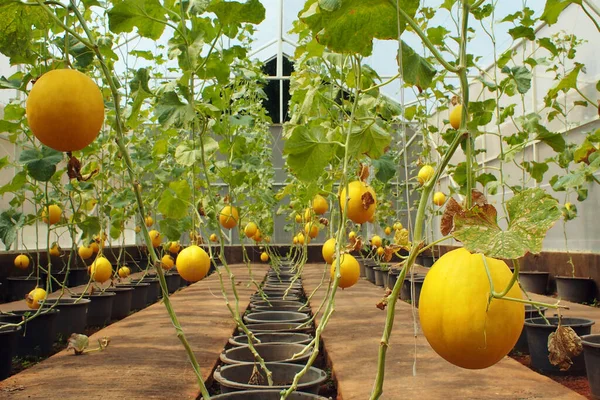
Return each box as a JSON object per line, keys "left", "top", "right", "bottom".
{"left": 211, "top": 267, "right": 330, "bottom": 399}
{"left": 518, "top": 272, "right": 597, "bottom": 304}
{"left": 0, "top": 271, "right": 187, "bottom": 381}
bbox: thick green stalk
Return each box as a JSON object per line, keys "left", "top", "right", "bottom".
{"left": 369, "top": 126, "right": 465, "bottom": 400}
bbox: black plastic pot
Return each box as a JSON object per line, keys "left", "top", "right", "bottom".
{"left": 253, "top": 306, "right": 311, "bottom": 314}
{"left": 244, "top": 311, "right": 310, "bottom": 324}
{"left": 373, "top": 267, "right": 389, "bottom": 288}
{"left": 40, "top": 271, "right": 68, "bottom": 291}
{"left": 525, "top": 317, "right": 595, "bottom": 375}
{"left": 0, "top": 323, "right": 22, "bottom": 380}
{"left": 400, "top": 276, "right": 424, "bottom": 302}
{"left": 220, "top": 343, "right": 313, "bottom": 365}
{"left": 103, "top": 287, "right": 133, "bottom": 320}
{"left": 6, "top": 277, "right": 39, "bottom": 302}
{"left": 261, "top": 288, "right": 303, "bottom": 296}
{"left": 116, "top": 282, "right": 150, "bottom": 311}
{"left": 211, "top": 390, "right": 328, "bottom": 399}
{"left": 68, "top": 268, "right": 91, "bottom": 287}
{"left": 519, "top": 271, "right": 549, "bottom": 294}
{"left": 251, "top": 300, "right": 305, "bottom": 309}
{"left": 365, "top": 264, "right": 376, "bottom": 284}
{"left": 42, "top": 297, "right": 90, "bottom": 339}
{"left": 556, "top": 276, "right": 596, "bottom": 304}
{"left": 229, "top": 332, "right": 313, "bottom": 347}
{"left": 422, "top": 256, "right": 435, "bottom": 268}
{"left": 581, "top": 334, "right": 600, "bottom": 399}
{"left": 513, "top": 305, "right": 547, "bottom": 354}
{"left": 165, "top": 272, "right": 181, "bottom": 294}
{"left": 388, "top": 269, "right": 400, "bottom": 289}
{"left": 131, "top": 278, "right": 160, "bottom": 303}
{"left": 245, "top": 322, "right": 314, "bottom": 333}
{"left": 73, "top": 292, "right": 116, "bottom": 327}
{"left": 214, "top": 362, "right": 327, "bottom": 394}
{"left": 356, "top": 256, "right": 366, "bottom": 278}
{"left": 0, "top": 308, "right": 59, "bottom": 357}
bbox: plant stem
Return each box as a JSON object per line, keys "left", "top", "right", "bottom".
{"left": 34, "top": 2, "right": 211, "bottom": 397}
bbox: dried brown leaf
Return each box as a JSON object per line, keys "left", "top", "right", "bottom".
{"left": 319, "top": 217, "right": 329, "bottom": 227}
{"left": 358, "top": 163, "right": 370, "bottom": 181}
{"left": 441, "top": 197, "right": 462, "bottom": 236}
{"left": 548, "top": 325, "right": 583, "bottom": 371}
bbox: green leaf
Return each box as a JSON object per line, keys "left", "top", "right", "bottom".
{"left": 174, "top": 138, "right": 217, "bottom": 167}
{"left": 0, "top": 209, "right": 25, "bottom": 250}
{"left": 427, "top": 26, "right": 450, "bottom": 46}
{"left": 400, "top": 41, "right": 437, "bottom": 89}
{"left": 0, "top": 171, "right": 26, "bottom": 196}
{"left": 169, "top": 180, "right": 191, "bottom": 199}
{"left": 541, "top": 0, "right": 581, "bottom": 25}
{"left": 158, "top": 190, "right": 188, "bottom": 219}
{"left": 508, "top": 26, "right": 535, "bottom": 41}
{"left": 300, "top": 0, "right": 419, "bottom": 56}
{"left": 501, "top": 65, "right": 532, "bottom": 94}
{"left": 159, "top": 218, "right": 184, "bottom": 241}
{"left": 538, "top": 37, "right": 558, "bottom": 57}
{"left": 107, "top": 0, "right": 167, "bottom": 40}
{"left": 348, "top": 121, "right": 391, "bottom": 160}
{"left": 78, "top": 216, "right": 101, "bottom": 240}
{"left": 545, "top": 63, "right": 584, "bottom": 101}
{"left": 127, "top": 68, "right": 153, "bottom": 129}
{"left": 453, "top": 188, "right": 561, "bottom": 259}
{"left": 0, "top": 3, "right": 50, "bottom": 61}
{"left": 476, "top": 173, "right": 497, "bottom": 188}
{"left": 373, "top": 153, "right": 396, "bottom": 183}
{"left": 283, "top": 125, "right": 336, "bottom": 182}
{"left": 522, "top": 161, "right": 549, "bottom": 183}
{"left": 207, "top": 0, "right": 266, "bottom": 25}
{"left": 19, "top": 146, "right": 63, "bottom": 182}
{"left": 154, "top": 91, "right": 195, "bottom": 128}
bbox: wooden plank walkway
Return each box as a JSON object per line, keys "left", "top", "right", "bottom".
{"left": 0, "top": 264, "right": 267, "bottom": 399}
{"left": 302, "top": 263, "right": 586, "bottom": 400}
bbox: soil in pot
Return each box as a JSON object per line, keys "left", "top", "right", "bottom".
{"left": 210, "top": 390, "right": 328, "bottom": 399}
{"left": 251, "top": 300, "right": 305, "bottom": 309}
{"left": 117, "top": 282, "right": 150, "bottom": 311}
{"left": 42, "top": 297, "right": 90, "bottom": 340}
{"left": 581, "top": 334, "right": 600, "bottom": 399}
{"left": 253, "top": 305, "right": 311, "bottom": 314}
{"left": 214, "top": 362, "right": 327, "bottom": 394}
{"left": 0, "top": 323, "right": 22, "bottom": 380}
{"left": 0, "top": 308, "right": 59, "bottom": 357}
{"left": 72, "top": 292, "right": 116, "bottom": 327}
{"left": 103, "top": 287, "right": 133, "bottom": 320}
{"left": 6, "top": 277, "right": 40, "bottom": 302}
{"left": 229, "top": 333, "right": 313, "bottom": 347}
{"left": 245, "top": 322, "right": 314, "bottom": 333}
{"left": 556, "top": 276, "right": 596, "bottom": 304}
{"left": 220, "top": 343, "right": 313, "bottom": 365}
{"left": 244, "top": 311, "right": 309, "bottom": 324}
{"left": 513, "top": 305, "right": 547, "bottom": 354}
{"left": 519, "top": 271, "right": 549, "bottom": 294}
{"left": 525, "top": 316, "right": 595, "bottom": 375}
